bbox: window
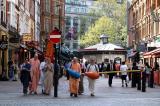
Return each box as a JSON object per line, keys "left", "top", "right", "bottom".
{"left": 45, "top": 0, "right": 50, "bottom": 13}
{"left": 66, "top": 16, "right": 71, "bottom": 25}
{"left": 53, "top": 19, "right": 58, "bottom": 29}
{"left": 142, "top": 4, "right": 144, "bottom": 17}
{"left": 66, "top": 7, "right": 71, "bottom": 13}
{"left": 54, "top": 2, "right": 59, "bottom": 15}
{"left": 25, "top": 0, "right": 30, "bottom": 11}
{"left": 74, "top": 8, "right": 79, "bottom": 13}
{"left": 156, "top": 22, "right": 159, "bottom": 35}
{"left": 45, "top": 18, "right": 50, "bottom": 33}
{"left": 152, "top": 0, "right": 156, "bottom": 10}
{"left": 66, "top": 0, "right": 71, "bottom": 3}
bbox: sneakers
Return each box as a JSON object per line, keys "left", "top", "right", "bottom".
{"left": 91, "top": 93, "right": 95, "bottom": 96}
{"left": 74, "top": 94, "right": 78, "bottom": 97}
{"left": 70, "top": 93, "right": 73, "bottom": 97}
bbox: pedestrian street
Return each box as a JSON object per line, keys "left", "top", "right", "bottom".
{"left": 0, "top": 77, "right": 160, "bottom": 106}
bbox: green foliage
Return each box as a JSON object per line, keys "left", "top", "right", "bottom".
{"left": 80, "top": 16, "right": 116, "bottom": 47}
{"left": 80, "top": 0, "right": 127, "bottom": 48}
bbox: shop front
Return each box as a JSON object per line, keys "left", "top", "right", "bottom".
{"left": 0, "top": 27, "right": 8, "bottom": 80}
{"left": 143, "top": 48, "right": 160, "bottom": 85}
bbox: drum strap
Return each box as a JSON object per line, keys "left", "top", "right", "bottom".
{"left": 88, "top": 64, "right": 98, "bottom": 72}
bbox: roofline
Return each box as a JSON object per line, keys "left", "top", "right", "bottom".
{"left": 79, "top": 49, "right": 126, "bottom": 52}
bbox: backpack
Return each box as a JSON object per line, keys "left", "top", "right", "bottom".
{"left": 87, "top": 64, "right": 98, "bottom": 72}
{"left": 145, "top": 66, "right": 151, "bottom": 74}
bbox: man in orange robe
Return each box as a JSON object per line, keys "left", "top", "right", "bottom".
{"left": 69, "top": 57, "right": 81, "bottom": 97}
{"left": 29, "top": 53, "right": 40, "bottom": 94}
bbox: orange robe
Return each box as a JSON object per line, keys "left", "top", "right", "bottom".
{"left": 30, "top": 58, "right": 40, "bottom": 92}
{"left": 69, "top": 63, "right": 81, "bottom": 94}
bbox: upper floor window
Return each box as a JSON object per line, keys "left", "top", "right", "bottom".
{"left": 74, "top": 8, "right": 79, "bottom": 13}
{"left": 81, "top": 1, "right": 86, "bottom": 5}
{"left": 66, "top": 0, "right": 71, "bottom": 3}
{"left": 66, "top": 7, "right": 71, "bottom": 13}
{"left": 45, "top": 0, "right": 50, "bottom": 13}
{"left": 54, "top": 2, "right": 59, "bottom": 15}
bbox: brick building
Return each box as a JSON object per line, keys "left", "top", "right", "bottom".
{"left": 128, "top": 0, "right": 160, "bottom": 49}
{"left": 40, "top": 0, "right": 65, "bottom": 51}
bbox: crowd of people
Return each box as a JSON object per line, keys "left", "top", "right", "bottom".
{"left": 7, "top": 53, "right": 159, "bottom": 96}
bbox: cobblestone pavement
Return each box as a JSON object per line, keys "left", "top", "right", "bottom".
{"left": 0, "top": 76, "right": 160, "bottom": 106}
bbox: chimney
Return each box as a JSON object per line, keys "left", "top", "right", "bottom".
{"left": 100, "top": 34, "right": 108, "bottom": 44}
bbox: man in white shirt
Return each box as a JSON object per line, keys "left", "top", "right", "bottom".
{"left": 86, "top": 58, "right": 99, "bottom": 96}
{"left": 120, "top": 61, "right": 128, "bottom": 87}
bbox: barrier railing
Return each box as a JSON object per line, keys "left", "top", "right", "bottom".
{"left": 98, "top": 70, "right": 143, "bottom": 74}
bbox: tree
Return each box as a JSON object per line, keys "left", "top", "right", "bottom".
{"left": 80, "top": 0, "right": 127, "bottom": 48}
{"left": 80, "top": 16, "right": 116, "bottom": 48}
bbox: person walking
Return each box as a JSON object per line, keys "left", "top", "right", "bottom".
{"left": 39, "top": 57, "right": 46, "bottom": 94}
{"left": 29, "top": 53, "right": 40, "bottom": 94}
{"left": 86, "top": 58, "right": 99, "bottom": 96}
{"left": 150, "top": 62, "right": 159, "bottom": 88}
{"left": 120, "top": 61, "right": 128, "bottom": 87}
{"left": 9, "top": 61, "right": 14, "bottom": 81}
{"left": 69, "top": 57, "right": 81, "bottom": 97}
{"left": 78, "top": 59, "right": 86, "bottom": 95}
{"left": 44, "top": 58, "right": 54, "bottom": 95}
{"left": 132, "top": 62, "right": 139, "bottom": 88}
{"left": 20, "top": 59, "right": 31, "bottom": 95}
{"left": 144, "top": 62, "right": 151, "bottom": 87}
{"left": 108, "top": 60, "right": 115, "bottom": 87}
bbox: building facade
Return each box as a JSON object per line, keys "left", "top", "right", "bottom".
{"left": 0, "top": 0, "right": 42, "bottom": 80}
{"left": 64, "top": 0, "right": 94, "bottom": 51}
{"left": 128, "top": 0, "right": 160, "bottom": 49}
{"left": 0, "top": 0, "right": 8, "bottom": 79}
{"left": 40, "top": 0, "right": 65, "bottom": 51}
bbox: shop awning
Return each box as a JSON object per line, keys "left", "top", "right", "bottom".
{"left": 128, "top": 52, "right": 137, "bottom": 58}
{"left": 143, "top": 48, "right": 160, "bottom": 56}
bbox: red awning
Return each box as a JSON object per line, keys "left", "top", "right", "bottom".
{"left": 143, "top": 48, "right": 160, "bottom": 56}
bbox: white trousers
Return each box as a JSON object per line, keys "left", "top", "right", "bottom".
{"left": 39, "top": 71, "right": 45, "bottom": 90}
{"left": 88, "top": 78, "right": 96, "bottom": 94}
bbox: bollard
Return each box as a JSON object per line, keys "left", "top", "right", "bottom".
{"left": 54, "top": 44, "right": 59, "bottom": 97}
{"left": 142, "top": 71, "right": 146, "bottom": 92}
{"left": 149, "top": 71, "right": 154, "bottom": 88}
{"left": 137, "top": 72, "right": 141, "bottom": 90}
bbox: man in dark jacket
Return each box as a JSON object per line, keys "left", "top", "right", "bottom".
{"left": 20, "top": 59, "right": 31, "bottom": 95}
{"left": 107, "top": 60, "right": 116, "bottom": 87}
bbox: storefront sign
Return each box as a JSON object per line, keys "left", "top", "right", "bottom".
{"left": 22, "top": 34, "right": 32, "bottom": 42}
